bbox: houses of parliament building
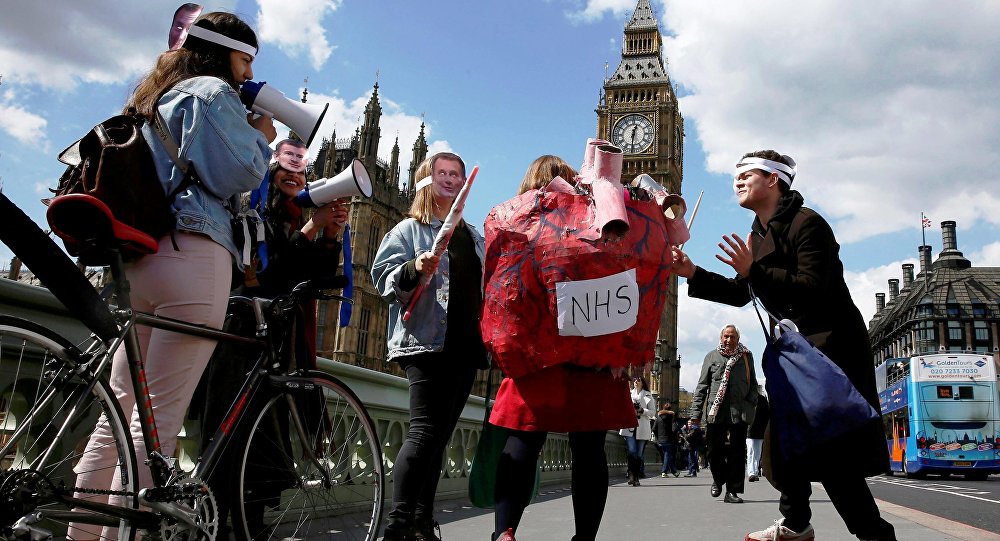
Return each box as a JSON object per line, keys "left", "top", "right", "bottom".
{"left": 312, "top": 0, "right": 683, "bottom": 404}
{"left": 307, "top": 82, "right": 427, "bottom": 377}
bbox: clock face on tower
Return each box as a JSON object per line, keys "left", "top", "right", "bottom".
{"left": 612, "top": 114, "right": 654, "bottom": 154}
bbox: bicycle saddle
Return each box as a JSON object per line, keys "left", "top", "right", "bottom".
{"left": 47, "top": 193, "right": 159, "bottom": 265}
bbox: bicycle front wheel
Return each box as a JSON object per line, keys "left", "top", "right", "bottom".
{"left": 232, "top": 371, "right": 384, "bottom": 541}
{"left": 0, "top": 316, "right": 138, "bottom": 541}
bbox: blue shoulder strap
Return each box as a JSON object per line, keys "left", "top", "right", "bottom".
{"left": 339, "top": 223, "right": 353, "bottom": 326}
{"left": 249, "top": 172, "right": 270, "bottom": 271}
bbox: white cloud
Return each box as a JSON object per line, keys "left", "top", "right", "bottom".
{"left": 283, "top": 87, "right": 444, "bottom": 187}
{"left": 970, "top": 241, "right": 1000, "bottom": 267}
{"left": 0, "top": 3, "right": 232, "bottom": 91}
{"left": 256, "top": 0, "right": 340, "bottom": 71}
{"left": 568, "top": 0, "right": 637, "bottom": 22}
{"left": 662, "top": 0, "right": 1000, "bottom": 243}
{"left": 426, "top": 140, "right": 454, "bottom": 156}
{"left": 677, "top": 256, "right": 922, "bottom": 398}
{"left": 676, "top": 282, "right": 767, "bottom": 394}
{"left": 0, "top": 102, "right": 48, "bottom": 147}
{"left": 844, "top": 259, "right": 918, "bottom": 325}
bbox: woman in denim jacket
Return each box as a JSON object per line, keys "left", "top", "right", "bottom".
{"left": 70, "top": 12, "right": 274, "bottom": 538}
{"left": 372, "top": 152, "right": 487, "bottom": 541}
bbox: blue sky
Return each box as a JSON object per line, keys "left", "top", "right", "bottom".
{"left": 2, "top": 0, "right": 999, "bottom": 392}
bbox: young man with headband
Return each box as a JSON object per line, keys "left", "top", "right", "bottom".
{"left": 671, "top": 151, "right": 895, "bottom": 541}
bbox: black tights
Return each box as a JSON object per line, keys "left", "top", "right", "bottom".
{"left": 386, "top": 354, "right": 478, "bottom": 533}
{"left": 494, "top": 430, "right": 608, "bottom": 541}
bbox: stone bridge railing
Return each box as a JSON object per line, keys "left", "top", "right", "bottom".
{"left": 1, "top": 279, "right": 655, "bottom": 499}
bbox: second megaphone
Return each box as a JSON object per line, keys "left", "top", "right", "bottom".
{"left": 295, "top": 159, "right": 373, "bottom": 207}
{"left": 241, "top": 80, "right": 328, "bottom": 146}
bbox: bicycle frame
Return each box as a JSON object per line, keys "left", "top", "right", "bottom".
{"left": 20, "top": 249, "right": 292, "bottom": 531}
{"left": 2, "top": 193, "right": 374, "bottom": 539}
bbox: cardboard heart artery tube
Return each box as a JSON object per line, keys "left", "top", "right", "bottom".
{"left": 579, "top": 138, "right": 610, "bottom": 185}
{"left": 591, "top": 144, "right": 628, "bottom": 239}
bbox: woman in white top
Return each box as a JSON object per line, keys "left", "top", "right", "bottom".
{"left": 619, "top": 375, "right": 656, "bottom": 486}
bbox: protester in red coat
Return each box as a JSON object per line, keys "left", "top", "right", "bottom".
{"left": 486, "top": 155, "right": 638, "bottom": 541}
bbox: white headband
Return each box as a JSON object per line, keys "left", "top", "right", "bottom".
{"left": 414, "top": 176, "right": 433, "bottom": 191}
{"left": 735, "top": 157, "right": 796, "bottom": 186}
{"left": 187, "top": 24, "right": 257, "bottom": 58}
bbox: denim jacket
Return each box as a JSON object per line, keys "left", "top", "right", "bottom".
{"left": 371, "top": 217, "right": 485, "bottom": 361}
{"left": 141, "top": 76, "right": 272, "bottom": 267}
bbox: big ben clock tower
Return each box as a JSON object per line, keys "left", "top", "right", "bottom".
{"left": 596, "top": 0, "right": 683, "bottom": 406}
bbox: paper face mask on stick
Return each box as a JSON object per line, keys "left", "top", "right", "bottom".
{"left": 168, "top": 3, "right": 203, "bottom": 50}
{"left": 276, "top": 146, "right": 309, "bottom": 173}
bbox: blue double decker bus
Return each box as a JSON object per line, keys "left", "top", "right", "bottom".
{"left": 877, "top": 353, "right": 1000, "bottom": 480}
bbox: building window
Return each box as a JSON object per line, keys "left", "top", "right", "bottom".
{"left": 366, "top": 222, "right": 381, "bottom": 267}
{"left": 946, "top": 303, "right": 961, "bottom": 317}
{"left": 915, "top": 320, "right": 936, "bottom": 353}
{"left": 357, "top": 302, "right": 371, "bottom": 356}
{"left": 946, "top": 320, "right": 963, "bottom": 352}
{"left": 973, "top": 321, "right": 991, "bottom": 353}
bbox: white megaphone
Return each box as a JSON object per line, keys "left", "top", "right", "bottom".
{"left": 295, "top": 159, "right": 373, "bottom": 207}
{"left": 240, "top": 80, "right": 329, "bottom": 146}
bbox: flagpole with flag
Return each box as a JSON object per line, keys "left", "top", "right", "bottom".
{"left": 921, "top": 212, "right": 931, "bottom": 246}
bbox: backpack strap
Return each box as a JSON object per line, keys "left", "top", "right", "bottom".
{"left": 148, "top": 111, "right": 202, "bottom": 198}
{"left": 145, "top": 109, "right": 204, "bottom": 250}
{"left": 147, "top": 108, "right": 263, "bottom": 264}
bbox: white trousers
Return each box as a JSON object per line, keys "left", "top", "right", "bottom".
{"left": 746, "top": 437, "right": 764, "bottom": 476}
{"left": 70, "top": 233, "right": 230, "bottom": 540}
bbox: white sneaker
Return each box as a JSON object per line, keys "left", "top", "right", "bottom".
{"left": 745, "top": 519, "right": 815, "bottom": 541}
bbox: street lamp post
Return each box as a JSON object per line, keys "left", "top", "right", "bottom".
{"left": 651, "top": 355, "right": 663, "bottom": 403}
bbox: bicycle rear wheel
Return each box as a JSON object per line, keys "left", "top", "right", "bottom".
{"left": 0, "top": 316, "right": 138, "bottom": 541}
{"left": 232, "top": 371, "right": 384, "bottom": 541}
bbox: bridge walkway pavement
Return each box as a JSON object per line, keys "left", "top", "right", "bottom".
{"left": 395, "top": 469, "right": 999, "bottom": 541}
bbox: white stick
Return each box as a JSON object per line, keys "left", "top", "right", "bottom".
{"left": 679, "top": 190, "right": 703, "bottom": 250}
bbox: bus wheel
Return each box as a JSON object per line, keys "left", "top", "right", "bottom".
{"left": 902, "top": 455, "right": 925, "bottom": 480}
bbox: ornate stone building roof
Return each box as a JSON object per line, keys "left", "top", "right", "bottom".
{"left": 868, "top": 221, "right": 1000, "bottom": 365}
{"left": 606, "top": 0, "right": 670, "bottom": 87}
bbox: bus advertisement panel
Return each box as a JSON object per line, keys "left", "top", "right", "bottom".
{"left": 879, "top": 354, "right": 1000, "bottom": 480}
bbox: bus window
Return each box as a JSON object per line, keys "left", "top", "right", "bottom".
{"left": 957, "top": 386, "right": 974, "bottom": 399}
{"left": 937, "top": 386, "right": 952, "bottom": 399}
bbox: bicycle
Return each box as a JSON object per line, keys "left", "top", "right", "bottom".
{"left": 0, "top": 193, "right": 384, "bottom": 541}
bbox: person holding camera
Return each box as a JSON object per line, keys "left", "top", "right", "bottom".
{"left": 619, "top": 375, "right": 656, "bottom": 486}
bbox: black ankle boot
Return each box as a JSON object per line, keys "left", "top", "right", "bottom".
{"left": 414, "top": 518, "right": 441, "bottom": 541}
{"left": 382, "top": 522, "right": 417, "bottom": 541}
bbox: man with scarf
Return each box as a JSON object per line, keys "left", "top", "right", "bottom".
{"left": 690, "top": 324, "right": 758, "bottom": 504}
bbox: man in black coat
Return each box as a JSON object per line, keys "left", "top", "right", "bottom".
{"left": 672, "top": 150, "right": 895, "bottom": 541}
